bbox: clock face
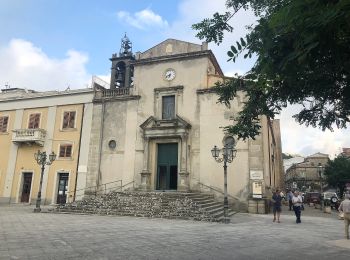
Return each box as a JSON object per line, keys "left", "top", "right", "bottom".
{"left": 164, "top": 69, "right": 176, "bottom": 81}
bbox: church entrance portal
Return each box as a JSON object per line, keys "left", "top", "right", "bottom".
{"left": 157, "top": 143, "right": 178, "bottom": 190}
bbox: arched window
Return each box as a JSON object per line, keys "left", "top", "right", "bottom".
{"left": 115, "top": 61, "right": 126, "bottom": 88}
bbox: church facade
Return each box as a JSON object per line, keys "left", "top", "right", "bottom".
{"left": 0, "top": 36, "right": 283, "bottom": 211}
{"left": 84, "top": 36, "right": 283, "bottom": 210}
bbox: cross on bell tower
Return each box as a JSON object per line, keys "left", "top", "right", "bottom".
{"left": 110, "top": 33, "right": 135, "bottom": 89}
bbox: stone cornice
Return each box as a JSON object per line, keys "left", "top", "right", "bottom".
{"left": 93, "top": 95, "right": 141, "bottom": 103}
{"left": 196, "top": 88, "right": 217, "bottom": 94}
{"left": 132, "top": 50, "right": 223, "bottom": 76}
{"left": 154, "top": 86, "right": 184, "bottom": 92}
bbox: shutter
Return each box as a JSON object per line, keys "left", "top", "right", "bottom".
{"left": 0, "top": 116, "right": 8, "bottom": 132}
{"left": 59, "top": 145, "right": 65, "bottom": 157}
{"left": 28, "top": 114, "right": 35, "bottom": 128}
{"left": 63, "top": 112, "right": 69, "bottom": 128}
{"left": 69, "top": 112, "right": 76, "bottom": 128}
{"left": 33, "top": 114, "right": 40, "bottom": 128}
{"left": 66, "top": 145, "right": 72, "bottom": 157}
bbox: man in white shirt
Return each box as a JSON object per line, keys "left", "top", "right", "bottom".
{"left": 338, "top": 193, "right": 350, "bottom": 239}
{"left": 292, "top": 191, "right": 303, "bottom": 223}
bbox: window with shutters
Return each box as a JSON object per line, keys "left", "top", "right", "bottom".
{"left": 28, "top": 113, "right": 41, "bottom": 129}
{"left": 0, "top": 116, "right": 9, "bottom": 133}
{"left": 162, "top": 95, "right": 175, "bottom": 120}
{"left": 62, "top": 111, "right": 76, "bottom": 129}
{"left": 59, "top": 144, "right": 73, "bottom": 158}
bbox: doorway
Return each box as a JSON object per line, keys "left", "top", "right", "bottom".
{"left": 20, "top": 172, "right": 33, "bottom": 203}
{"left": 157, "top": 143, "right": 178, "bottom": 190}
{"left": 56, "top": 173, "right": 69, "bottom": 204}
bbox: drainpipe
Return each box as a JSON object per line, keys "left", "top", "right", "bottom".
{"left": 73, "top": 104, "right": 85, "bottom": 202}
{"left": 97, "top": 100, "right": 106, "bottom": 188}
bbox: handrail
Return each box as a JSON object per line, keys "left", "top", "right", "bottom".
{"left": 65, "top": 179, "right": 135, "bottom": 203}
{"left": 102, "top": 88, "right": 132, "bottom": 97}
{"left": 120, "top": 180, "right": 135, "bottom": 191}
{"left": 198, "top": 182, "right": 240, "bottom": 201}
{"left": 66, "top": 179, "right": 123, "bottom": 202}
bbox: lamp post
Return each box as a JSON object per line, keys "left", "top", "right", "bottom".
{"left": 34, "top": 150, "right": 56, "bottom": 212}
{"left": 211, "top": 140, "right": 237, "bottom": 224}
{"left": 318, "top": 163, "right": 323, "bottom": 211}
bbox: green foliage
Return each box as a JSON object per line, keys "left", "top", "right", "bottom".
{"left": 324, "top": 156, "right": 350, "bottom": 197}
{"left": 282, "top": 153, "right": 293, "bottom": 159}
{"left": 192, "top": 0, "right": 350, "bottom": 140}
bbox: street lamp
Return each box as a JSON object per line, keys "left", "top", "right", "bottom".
{"left": 211, "top": 138, "right": 237, "bottom": 224}
{"left": 318, "top": 163, "right": 323, "bottom": 210}
{"left": 34, "top": 150, "right": 56, "bottom": 212}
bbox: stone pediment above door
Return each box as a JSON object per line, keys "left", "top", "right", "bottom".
{"left": 140, "top": 115, "right": 191, "bottom": 138}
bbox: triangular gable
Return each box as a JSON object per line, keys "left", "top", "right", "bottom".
{"left": 140, "top": 115, "right": 191, "bottom": 130}
{"left": 140, "top": 39, "right": 202, "bottom": 59}
{"left": 307, "top": 152, "right": 329, "bottom": 158}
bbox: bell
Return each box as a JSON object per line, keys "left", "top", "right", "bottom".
{"left": 116, "top": 73, "right": 123, "bottom": 83}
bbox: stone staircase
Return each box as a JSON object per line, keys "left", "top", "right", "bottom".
{"left": 56, "top": 191, "right": 237, "bottom": 222}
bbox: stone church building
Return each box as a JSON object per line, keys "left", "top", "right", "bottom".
{"left": 83, "top": 35, "right": 283, "bottom": 211}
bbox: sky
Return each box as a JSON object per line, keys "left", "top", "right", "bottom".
{"left": 0, "top": 0, "right": 349, "bottom": 158}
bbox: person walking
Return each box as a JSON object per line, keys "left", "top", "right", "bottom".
{"left": 272, "top": 189, "right": 282, "bottom": 223}
{"left": 338, "top": 193, "right": 350, "bottom": 239}
{"left": 287, "top": 190, "right": 293, "bottom": 211}
{"left": 292, "top": 190, "right": 303, "bottom": 224}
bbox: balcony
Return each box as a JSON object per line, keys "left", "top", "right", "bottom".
{"left": 12, "top": 128, "right": 46, "bottom": 146}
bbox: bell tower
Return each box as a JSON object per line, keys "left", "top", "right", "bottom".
{"left": 110, "top": 34, "right": 135, "bottom": 89}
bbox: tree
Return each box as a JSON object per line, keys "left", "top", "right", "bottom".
{"left": 324, "top": 156, "right": 350, "bottom": 197}
{"left": 192, "top": 0, "right": 350, "bottom": 140}
{"left": 282, "top": 153, "right": 293, "bottom": 160}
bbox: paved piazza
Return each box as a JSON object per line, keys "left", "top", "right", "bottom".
{"left": 0, "top": 205, "right": 349, "bottom": 260}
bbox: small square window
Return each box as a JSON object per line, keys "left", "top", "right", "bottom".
{"left": 62, "top": 111, "right": 76, "bottom": 129}
{"left": 59, "top": 144, "right": 73, "bottom": 158}
{"left": 0, "top": 116, "right": 9, "bottom": 133}
{"left": 28, "top": 113, "right": 40, "bottom": 129}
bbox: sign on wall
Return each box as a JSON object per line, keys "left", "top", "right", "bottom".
{"left": 252, "top": 182, "right": 263, "bottom": 198}
{"left": 250, "top": 170, "right": 263, "bottom": 180}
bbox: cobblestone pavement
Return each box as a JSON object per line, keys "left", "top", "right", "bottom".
{"left": 0, "top": 204, "right": 349, "bottom": 260}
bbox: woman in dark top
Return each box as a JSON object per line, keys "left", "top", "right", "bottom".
{"left": 272, "top": 189, "right": 282, "bottom": 223}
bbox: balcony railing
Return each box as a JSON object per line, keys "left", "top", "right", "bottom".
{"left": 103, "top": 88, "right": 132, "bottom": 97}
{"left": 94, "top": 87, "right": 133, "bottom": 100}
{"left": 12, "top": 128, "right": 46, "bottom": 146}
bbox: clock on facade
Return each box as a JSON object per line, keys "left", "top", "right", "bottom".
{"left": 164, "top": 69, "right": 176, "bottom": 81}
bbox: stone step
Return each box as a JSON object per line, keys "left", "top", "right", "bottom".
{"left": 199, "top": 203, "right": 224, "bottom": 212}
{"left": 56, "top": 208, "right": 218, "bottom": 221}
{"left": 56, "top": 191, "right": 237, "bottom": 222}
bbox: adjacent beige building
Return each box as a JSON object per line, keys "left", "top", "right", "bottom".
{"left": 0, "top": 88, "right": 94, "bottom": 204}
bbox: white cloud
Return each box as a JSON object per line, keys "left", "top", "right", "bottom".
{"left": 278, "top": 105, "right": 350, "bottom": 158}
{"left": 0, "top": 39, "right": 90, "bottom": 91}
{"left": 117, "top": 8, "right": 168, "bottom": 30}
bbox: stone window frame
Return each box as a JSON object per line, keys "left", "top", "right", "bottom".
{"left": 154, "top": 86, "right": 183, "bottom": 120}
{"left": 0, "top": 115, "right": 9, "bottom": 133}
{"left": 57, "top": 142, "right": 74, "bottom": 160}
{"left": 61, "top": 110, "right": 77, "bottom": 131}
